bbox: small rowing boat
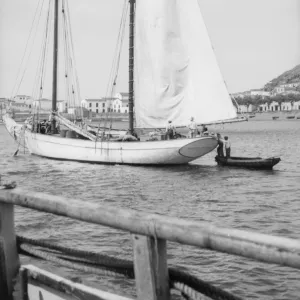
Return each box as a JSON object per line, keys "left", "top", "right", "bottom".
{"left": 215, "top": 156, "right": 281, "bottom": 170}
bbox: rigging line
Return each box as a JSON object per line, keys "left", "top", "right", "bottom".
{"left": 65, "top": 0, "right": 82, "bottom": 109}
{"left": 100, "top": 0, "right": 128, "bottom": 136}
{"left": 38, "top": 1, "right": 52, "bottom": 101}
{"left": 10, "top": 0, "right": 44, "bottom": 99}
{"left": 62, "top": 1, "right": 72, "bottom": 111}
{"left": 64, "top": 2, "right": 76, "bottom": 115}
{"left": 62, "top": 0, "right": 69, "bottom": 110}
{"left": 13, "top": 0, "right": 46, "bottom": 99}
{"left": 64, "top": 0, "right": 80, "bottom": 117}
{"left": 32, "top": 0, "right": 51, "bottom": 98}
{"left": 107, "top": 0, "right": 128, "bottom": 132}
{"left": 104, "top": 1, "right": 128, "bottom": 113}
{"left": 32, "top": 0, "right": 51, "bottom": 100}
{"left": 32, "top": 0, "right": 52, "bottom": 124}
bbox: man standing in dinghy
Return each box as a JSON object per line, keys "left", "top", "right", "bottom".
{"left": 216, "top": 133, "right": 224, "bottom": 157}
{"left": 224, "top": 136, "right": 231, "bottom": 158}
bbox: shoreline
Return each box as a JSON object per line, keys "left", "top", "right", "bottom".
{"left": 243, "top": 111, "right": 300, "bottom": 121}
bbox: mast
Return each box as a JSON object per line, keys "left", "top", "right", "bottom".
{"left": 51, "top": 0, "right": 59, "bottom": 133}
{"left": 128, "top": 0, "right": 135, "bottom": 134}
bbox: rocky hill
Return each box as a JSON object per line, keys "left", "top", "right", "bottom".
{"left": 263, "top": 64, "right": 300, "bottom": 91}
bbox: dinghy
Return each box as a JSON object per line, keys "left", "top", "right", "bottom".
{"left": 215, "top": 156, "right": 281, "bottom": 170}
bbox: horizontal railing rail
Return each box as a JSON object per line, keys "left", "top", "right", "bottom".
{"left": 1, "top": 188, "right": 300, "bottom": 269}
{"left": 0, "top": 188, "right": 300, "bottom": 300}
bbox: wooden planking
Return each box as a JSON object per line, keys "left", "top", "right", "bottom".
{"left": 19, "top": 267, "right": 28, "bottom": 300}
{"left": 0, "top": 202, "right": 19, "bottom": 299}
{"left": 0, "top": 238, "right": 9, "bottom": 299}
{"left": 23, "top": 265, "right": 133, "bottom": 300}
{"left": 0, "top": 189, "right": 300, "bottom": 269}
{"left": 133, "top": 235, "right": 169, "bottom": 300}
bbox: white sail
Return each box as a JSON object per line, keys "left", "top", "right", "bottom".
{"left": 134, "top": 0, "right": 237, "bottom": 128}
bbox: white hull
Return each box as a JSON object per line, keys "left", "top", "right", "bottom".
{"left": 24, "top": 130, "right": 217, "bottom": 165}
{"left": 3, "top": 114, "right": 217, "bottom": 164}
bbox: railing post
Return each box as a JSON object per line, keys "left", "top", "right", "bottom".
{"left": 0, "top": 202, "right": 20, "bottom": 299}
{"left": 133, "top": 235, "right": 170, "bottom": 300}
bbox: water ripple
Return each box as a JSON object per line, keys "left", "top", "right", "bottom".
{"left": 1, "top": 121, "right": 300, "bottom": 299}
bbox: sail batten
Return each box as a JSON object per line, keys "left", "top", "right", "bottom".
{"left": 134, "top": 0, "right": 237, "bottom": 128}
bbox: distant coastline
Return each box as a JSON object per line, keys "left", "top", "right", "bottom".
{"left": 245, "top": 110, "right": 300, "bottom": 121}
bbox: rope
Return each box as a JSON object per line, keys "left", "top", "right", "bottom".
{"left": 95, "top": 0, "right": 129, "bottom": 142}
{"left": 17, "top": 235, "right": 243, "bottom": 300}
{"left": 19, "top": 244, "right": 129, "bottom": 279}
{"left": 10, "top": 0, "right": 45, "bottom": 99}
{"left": 17, "top": 236, "right": 131, "bottom": 268}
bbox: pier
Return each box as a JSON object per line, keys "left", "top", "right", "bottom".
{"left": 0, "top": 188, "right": 300, "bottom": 300}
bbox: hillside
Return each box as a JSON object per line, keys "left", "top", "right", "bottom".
{"left": 263, "top": 64, "right": 300, "bottom": 91}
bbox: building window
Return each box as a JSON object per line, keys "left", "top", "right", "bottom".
{"left": 125, "top": 110, "right": 127, "bottom": 113}
{"left": 89, "top": 103, "right": 92, "bottom": 107}
{"left": 102, "top": 109, "right": 105, "bottom": 112}
{"left": 96, "top": 109, "right": 98, "bottom": 113}
{"left": 118, "top": 109, "right": 120, "bottom": 113}
{"left": 102, "top": 103, "right": 105, "bottom": 107}
{"left": 96, "top": 103, "right": 98, "bottom": 107}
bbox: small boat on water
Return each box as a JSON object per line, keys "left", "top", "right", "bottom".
{"left": 286, "top": 115, "right": 295, "bottom": 119}
{"left": 272, "top": 116, "right": 279, "bottom": 120}
{"left": 215, "top": 156, "right": 281, "bottom": 170}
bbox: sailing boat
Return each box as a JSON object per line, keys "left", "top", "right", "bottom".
{"left": 4, "top": 0, "right": 244, "bottom": 165}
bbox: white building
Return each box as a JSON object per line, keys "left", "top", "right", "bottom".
{"left": 258, "top": 102, "right": 269, "bottom": 112}
{"left": 33, "top": 99, "right": 64, "bottom": 111}
{"left": 81, "top": 94, "right": 129, "bottom": 114}
{"left": 58, "top": 101, "right": 68, "bottom": 113}
{"left": 279, "top": 82, "right": 300, "bottom": 89}
{"left": 269, "top": 101, "right": 280, "bottom": 111}
{"left": 292, "top": 100, "right": 300, "bottom": 110}
{"left": 13, "top": 95, "right": 33, "bottom": 106}
{"left": 115, "top": 92, "right": 129, "bottom": 113}
{"left": 0, "top": 98, "right": 10, "bottom": 109}
{"left": 250, "top": 90, "right": 270, "bottom": 97}
{"left": 81, "top": 98, "right": 113, "bottom": 113}
{"left": 237, "top": 104, "right": 254, "bottom": 113}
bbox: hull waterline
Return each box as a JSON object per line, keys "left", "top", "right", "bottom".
{"left": 24, "top": 130, "right": 217, "bottom": 165}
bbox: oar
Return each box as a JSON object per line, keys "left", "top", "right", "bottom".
{"left": 13, "top": 132, "right": 22, "bottom": 156}
{"left": 13, "top": 143, "right": 20, "bottom": 156}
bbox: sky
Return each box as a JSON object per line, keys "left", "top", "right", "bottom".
{"left": 0, "top": 0, "right": 299, "bottom": 99}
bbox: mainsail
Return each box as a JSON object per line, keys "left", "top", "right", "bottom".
{"left": 134, "top": 0, "right": 237, "bottom": 128}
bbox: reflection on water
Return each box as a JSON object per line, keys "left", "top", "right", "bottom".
{"left": 0, "top": 120, "right": 300, "bottom": 299}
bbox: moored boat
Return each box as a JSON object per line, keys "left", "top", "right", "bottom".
{"left": 3, "top": 0, "right": 246, "bottom": 165}
{"left": 215, "top": 156, "right": 281, "bottom": 170}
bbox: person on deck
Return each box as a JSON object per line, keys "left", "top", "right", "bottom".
{"left": 224, "top": 136, "right": 231, "bottom": 158}
{"left": 202, "top": 126, "right": 208, "bottom": 136}
{"left": 188, "top": 117, "right": 197, "bottom": 138}
{"left": 40, "top": 120, "right": 47, "bottom": 134}
{"left": 216, "top": 133, "right": 224, "bottom": 157}
{"left": 165, "top": 120, "right": 176, "bottom": 140}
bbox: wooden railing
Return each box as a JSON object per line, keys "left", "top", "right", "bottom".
{"left": 0, "top": 188, "right": 300, "bottom": 300}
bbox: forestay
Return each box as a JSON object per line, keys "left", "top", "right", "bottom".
{"left": 134, "top": 0, "right": 237, "bottom": 128}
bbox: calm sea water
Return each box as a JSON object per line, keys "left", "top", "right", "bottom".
{"left": 0, "top": 119, "right": 300, "bottom": 299}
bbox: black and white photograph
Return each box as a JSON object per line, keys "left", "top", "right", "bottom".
{"left": 0, "top": 0, "right": 299, "bottom": 299}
